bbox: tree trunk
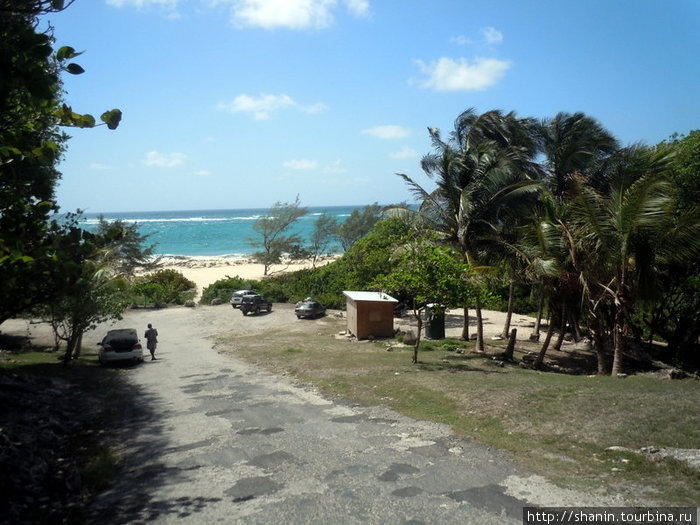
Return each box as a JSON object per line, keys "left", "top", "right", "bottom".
{"left": 553, "top": 304, "right": 568, "bottom": 351}
{"left": 461, "top": 305, "right": 469, "bottom": 341}
{"left": 412, "top": 312, "right": 423, "bottom": 364}
{"left": 611, "top": 305, "right": 625, "bottom": 376}
{"left": 503, "top": 328, "right": 517, "bottom": 361}
{"left": 534, "top": 310, "right": 556, "bottom": 370}
{"left": 63, "top": 326, "right": 80, "bottom": 365}
{"left": 474, "top": 298, "right": 485, "bottom": 353}
{"left": 588, "top": 310, "right": 609, "bottom": 375}
{"left": 71, "top": 332, "right": 83, "bottom": 360}
{"left": 531, "top": 285, "right": 544, "bottom": 341}
{"left": 501, "top": 273, "right": 515, "bottom": 339}
{"left": 569, "top": 310, "right": 583, "bottom": 342}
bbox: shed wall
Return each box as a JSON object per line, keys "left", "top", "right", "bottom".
{"left": 346, "top": 300, "right": 395, "bottom": 339}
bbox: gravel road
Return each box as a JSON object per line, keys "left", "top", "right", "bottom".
{"left": 74, "top": 304, "right": 627, "bottom": 524}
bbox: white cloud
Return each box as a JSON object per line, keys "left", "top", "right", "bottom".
{"left": 415, "top": 57, "right": 511, "bottom": 92}
{"left": 452, "top": 27, "right": 503, "bottom": 46}
{"left": 450, "top": 35, "right": 472, "bottom": 45}
{"left": 344, "top": 0, "right": 370, "bottom": 17}
{"left": 482, "top": 26, "right": 503, "bottom": 44}
{"left": 284, "top": 159, "right": 319, "bottom": 171}
{"left": 230, "top": 0, "right": 335, "bottom": 29}
{"left": 217, "top": 93, "right": 327, "bottom": 120}
{"left": 225, "top": 0, "right": 370, "bottom": 29}
{"left": 362, "top": 125, "right": 411, "bottom": 139}
{"left": 194, "top": 170, "right": 212, "bottom": 176}
{"left": 300, "top": 101, "right": 330, "bottom": 114}
{"left": 390, "top": 146, "right": 419, "bottom": 159}
{"left": 144, "top": 150, "right": 187, "bottom": 168}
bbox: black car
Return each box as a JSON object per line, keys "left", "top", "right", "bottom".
{"left": 240, "top": 294, "right": 272, "bottom": 315}
{"left": 295, "top": 300, "right": 326, "bottom": 319}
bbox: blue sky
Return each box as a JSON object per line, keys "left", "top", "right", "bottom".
{"left": 46, "top": 0, "right": 699, "bottom": 213}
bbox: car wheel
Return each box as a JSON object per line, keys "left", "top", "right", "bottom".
{"left": 242, "top": 309, "right": 248, "bottom": 316}
{"left": 267, "top": 304, "right": 272, "bottom": 312}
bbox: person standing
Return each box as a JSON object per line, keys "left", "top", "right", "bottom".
{"left": 144, "top": 323, "right": 158, "bottom": 360}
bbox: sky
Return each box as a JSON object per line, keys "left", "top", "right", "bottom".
{"left": 45, "top": 0, "right": 699, "bottom": 213}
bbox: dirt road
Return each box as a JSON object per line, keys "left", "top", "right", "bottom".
{"left": 41, "top": 303, "right": 623, "bottom": 524}
{"left": 3, "top": 304, "right": 628, "bottom": 523}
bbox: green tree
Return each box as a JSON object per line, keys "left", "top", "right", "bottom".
{"left": 638, "top": 131, "right": 700, "bottom": 366}
{"left": 134, "top": 269, "right": 196, "bottom": 305}
{"left": 660, "top": 130, "right": 700, "bottom": 212}
{"left": 95, "top": 216, "right": 159, "bottom": 276}
{"left": 33, "top": 214, "right": 158, "bottom": 363}
{"left": 396, "top": 108, "right": 541, "bottom": 351}
{"left": 375, "top": 242, "right": 478, "bottom": 364}
{"left": 519, "top": 112, "right": 619, "bottom": 372}
{"left": 308, "top": 212, "right": 338, "bottom": 267}
{"left": 567, "top": 147, "right": 700, "bottom": 375}
{"left": 249, "top": 196, "right": 308, "bottom": 275}
{"left": 538, "top": 112, "right": 619, "bottom": 198}
{"left": 0, "top": 0, "right": 120, "bottom": 325}
{"left": 335, "top": 203, "right": 383, "bottom": 251}
{"left": 34, "top": 220, "right": 123, "bottom": 363}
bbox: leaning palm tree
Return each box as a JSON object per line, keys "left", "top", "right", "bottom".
{"left": 539, "top": 112, "right": 619, "bottom": 198}
{"left": 396, "top": 109, "right": 542, "bottom": 351}
{"left": 565, "top": 146, "right": 699, "bottom": 375}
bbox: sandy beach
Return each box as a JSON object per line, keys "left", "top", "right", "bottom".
{"left": 157, "top": 255, "right": 339, "bottom": 296}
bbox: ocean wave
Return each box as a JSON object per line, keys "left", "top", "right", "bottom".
{"left": 158, "top": 253, "right": 252, "bottom": 264}
{"left": 80, "top": 216, "right": 262, "bottom": 225}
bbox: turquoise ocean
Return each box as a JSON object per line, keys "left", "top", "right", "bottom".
{"left": 79, "top": 206, "right": 364, "bottom": 258}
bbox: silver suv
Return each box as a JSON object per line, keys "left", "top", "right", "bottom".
{"left": 230, "top": 289, "right": 258, "bottom": 308}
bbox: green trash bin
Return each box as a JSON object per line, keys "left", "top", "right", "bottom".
{"left": 424, "top": 304, "right": 445, "bottom": 339}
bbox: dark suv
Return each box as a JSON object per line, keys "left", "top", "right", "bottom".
{"left": 240, "top": 294, "right": 272, "bottom": 315}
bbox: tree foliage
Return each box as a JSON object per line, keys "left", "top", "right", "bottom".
{"left": 375, "top": 242, "right": 480, "bottom": 364}
{"left": 397, "top": 106, "right": 700, "bottom": 374}
{"left": 0, "top": 0, "right": 121, "bottom": 327}
{"left": 334, "top": 203, "right": 384, "bottom": 251}
{"left": 249, "top": 196, "right": 308, "bottom": 275}
{"left": 308, "top": 212, "right": 338, "bottom": 267}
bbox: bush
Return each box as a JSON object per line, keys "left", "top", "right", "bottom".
{"left": 200, "top": 276, "right": 253, "bottom": 305}
{"left": 131, "top": 269, "right": 196, "bottom": 306}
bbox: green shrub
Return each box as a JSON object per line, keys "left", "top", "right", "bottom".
{"left": 131, "top": 269, "right": 196, "bottom": 305}
{"left": 200, "top": 276, "right": 254, "bottom": 305}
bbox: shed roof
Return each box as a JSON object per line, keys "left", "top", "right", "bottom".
{"left": 343, "top": 291, "right": 398, "bottom": 303}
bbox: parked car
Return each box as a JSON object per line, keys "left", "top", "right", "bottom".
{"left": 295, "top": 299, "right": 326, "bottom": 319}
{"left": 240, "top": 294, "right": 272, "bottom": 315}
{"left": 231, "top": 289, "right": 258, "bottom": 308}
{"left": 98, "top": 328, "right": 143, "bottom": 365}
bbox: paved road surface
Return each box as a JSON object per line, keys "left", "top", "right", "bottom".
{"left": 86, "top": 305, "right": 618, "bottom": 524}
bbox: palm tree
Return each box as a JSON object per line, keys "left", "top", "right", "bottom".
{"left": 565, "top": 146, "right": 699, "bottom": 375}
{"left": 526, "top": 112, "right": 619, "bottom": 370}
{"left": 539, "top": 112, "right": 619, "bottom": 198}
{"left": 396, "top": 109, "right": 541, "bottom": 351}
